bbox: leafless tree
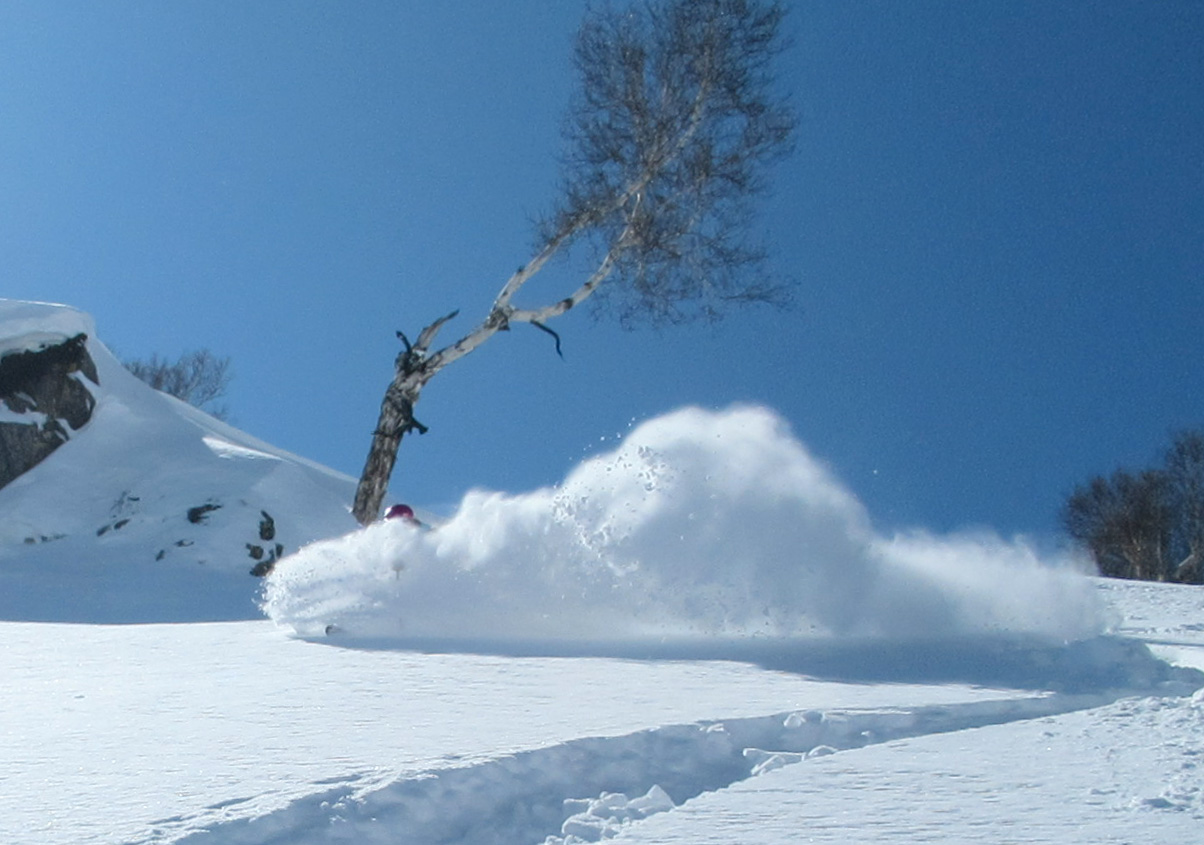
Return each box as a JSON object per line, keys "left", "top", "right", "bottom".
{"left": 353, "top": 0, "right": 795, "bottom": 525}
{"left": 1164, "top": 429, "right": 1204, "bottom": 581}
{"left": 1062, "top": 429, "right": 1204, "bottom": 583}
{"left": 1062, "top": 469, "right": 1173, "bottom": 581}
{"left": 125, "top": 349, "right": 232, "bottom": 420}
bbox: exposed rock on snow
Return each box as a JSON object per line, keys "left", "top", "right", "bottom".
{"left": 0, "top": 300, "right": 358, "bottom": 622}
{"left": 0, "top": 331, "right": 99, "bottom": 489}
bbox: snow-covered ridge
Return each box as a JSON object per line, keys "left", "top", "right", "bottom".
{"left": 0, "top": 299, "right": 358, "bottom": 622}
{"left": 0, "top": 298, "right": 96, "bottom": 356}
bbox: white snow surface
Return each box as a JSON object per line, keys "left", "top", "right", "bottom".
{"left": 2, "top": 300, "right": 1204, "bottom": 843}
{"left": 1, "top": 582, "right": 1201, "bottom": 844}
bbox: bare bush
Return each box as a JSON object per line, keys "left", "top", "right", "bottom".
{"left": 125, "top": 349, "right": 232, "bottom": 420}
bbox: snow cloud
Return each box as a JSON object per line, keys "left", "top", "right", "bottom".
{"left": 263, "top": 405, "right": 1104, "bottom": 644}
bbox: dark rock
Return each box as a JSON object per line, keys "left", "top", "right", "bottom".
{"left": 248, "top": 530, "right": 285, "bottom": 576}
{"left": 258, "top": 511, "right": 276, "bottom": 541}
{"left": 187, "top": 503, "right": 222, "bottom": 524}
{"left": 0, "top": 333, "right": 99, "bottom": 489}
{"left": 249, "top": 560, "right": 276, "bottom": 577}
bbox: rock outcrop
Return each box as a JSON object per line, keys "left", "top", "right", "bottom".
{"left": 0, "top": 333, "right": 99, "bottom": 489}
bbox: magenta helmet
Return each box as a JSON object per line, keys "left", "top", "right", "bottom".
{"left": 385, "top": 504, "right": 415, "bottom": 520}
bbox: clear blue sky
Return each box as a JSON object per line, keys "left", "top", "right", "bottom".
{"left": 2, "top": 1, "right": 1200, "bottom": 540}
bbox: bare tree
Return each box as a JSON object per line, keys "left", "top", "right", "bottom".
{"left": 353, "top": 0, "right": 795, "bottom": 525}
{"left": 125, "top": 349, "right": 232, "bottom": 420}
{"left": 1062, "top": 469, "right": 1173, "bottom": 581}
{"left": 1061, "top": 429, "right": 1204, "bottom": 583}
{"left": 1164, "top": 429, "right": 1204, "bottom": 581}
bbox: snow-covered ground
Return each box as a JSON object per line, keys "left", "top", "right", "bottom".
{"left": 606, "top": 582, "right": 1204, "bottom": 845}
{"left": 2, "top": 300, "right": 1203, "bottom": 843}
{"left": 1, "top": 581, "right": 1201, "bottom": 844}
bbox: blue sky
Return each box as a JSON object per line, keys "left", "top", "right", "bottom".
{"left": 1, "top": 1, "right": 1200, "bottom": 539}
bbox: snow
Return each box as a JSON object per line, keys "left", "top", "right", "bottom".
{"left": 264, "top": 406, "right": 1103, "bottom": 645}
{"left": 612, "top": 688, "right": 1204, "bottom": 845}
{"left": 0, "top": 298, "right": 96, "bottom": 358}
{"left": 1, "top": 299, "right": 1203, "bottom": 844}
{"left": 2, "top": 584, "right": 1200, "bottom": 845}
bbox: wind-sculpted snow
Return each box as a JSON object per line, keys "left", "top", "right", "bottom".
{"left": 264, "top": 405, "right": 1103, "bottom": 645}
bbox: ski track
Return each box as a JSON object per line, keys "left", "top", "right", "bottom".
{"left": 611, "top": 688, "right": 1204, "bottom": 844}
{"left": 159, "top": 689, "right": 1190, "bottom": 845}
{"left": 2, "top": 588, "right": 1201, "bottom": 844}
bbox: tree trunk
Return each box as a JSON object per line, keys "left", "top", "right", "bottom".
{"left": 352, "top": 312, "right": 461, "bottom": 526}
{"left": 352, "top": 381, "right": 423, "bottom": 525}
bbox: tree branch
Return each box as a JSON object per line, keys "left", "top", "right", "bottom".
{"left": 352, "top": 0, "right": 794, "bottom": 525}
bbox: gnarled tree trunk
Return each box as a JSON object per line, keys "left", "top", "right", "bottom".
{"left": 352, "top": 380, "right": 424, "bottom": 525}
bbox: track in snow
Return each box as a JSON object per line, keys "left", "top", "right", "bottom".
{"left": 159, "top": 688, "right": 1187, "bottom": 845}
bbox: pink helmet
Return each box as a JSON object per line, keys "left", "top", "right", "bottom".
{"left": 385, "top": 504, "right": 415, "bottom": 520}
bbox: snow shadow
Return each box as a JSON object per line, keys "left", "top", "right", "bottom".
{"left": 266, "top": 406, "right": 1109, "bottom": 658}
{"left": 311, "top": 632, "right": 1201, "bottom": 696}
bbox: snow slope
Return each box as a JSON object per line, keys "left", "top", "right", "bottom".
{"left": 0, "top": 299, "right": 359, "bottom": 622}
{"left": 616, "top": 687, "right": 1204, "bottom": 845}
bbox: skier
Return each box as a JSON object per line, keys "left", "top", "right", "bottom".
{"left": 383, "top": 503, "right": 429, "bottom": 580}
{"left": 384, "top": 503, "right": 427, "bottom": 529}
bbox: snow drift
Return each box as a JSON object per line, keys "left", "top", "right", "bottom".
{"left": 264, "top": 405, "right": 1104, "bottom": 646}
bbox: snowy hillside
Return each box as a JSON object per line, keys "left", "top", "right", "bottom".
{"left": 0, "top": 299, "right": 359, "bottom": 622}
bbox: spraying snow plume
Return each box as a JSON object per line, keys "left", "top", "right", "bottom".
{"left": 263, "top": 406, "right": 1103, "bottom": 643}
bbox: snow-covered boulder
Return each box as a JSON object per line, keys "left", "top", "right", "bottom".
{"left": 0, "top": 299, "right": 359, "bottom": 622}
